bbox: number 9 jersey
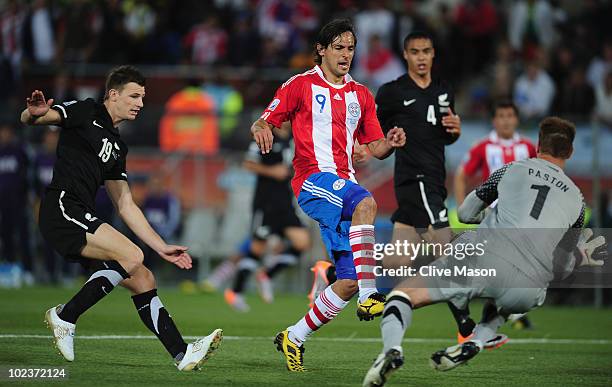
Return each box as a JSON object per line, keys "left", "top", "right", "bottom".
{"left": 48, "top": 98, "right": 128, "bottom": 210}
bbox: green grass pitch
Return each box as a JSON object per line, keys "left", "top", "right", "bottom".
{"left": 1, "top": 287, "right": 611, "bottom": 386}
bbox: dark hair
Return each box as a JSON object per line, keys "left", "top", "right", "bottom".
{"left": 491, "top": 99, "right": 519, "bottom": 117}
{"left": 104, "top": 65, "right": 145, "bottom": 100}
{"left": 403, "top": 31, "right": 433, "bottom": 49}
{"left": 314, "top": 18, "right": 356, "bottom": 65}
{"left": 538, "top": 117, "right": 576, "bottom": 159}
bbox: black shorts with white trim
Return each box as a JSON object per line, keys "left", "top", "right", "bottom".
{"left": 39, "top": 188, "right": 105, "bottom": 261}
{"left": 391, "top": 179, "right": 449, "bottom": 230}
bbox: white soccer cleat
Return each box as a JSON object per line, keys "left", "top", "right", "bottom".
{"left": 177, "top": 328, "right": 223, "bottom": 371}
{"left": 363, "top": 349, "right": 404, "bottom": 387}
{"left": 44, "top": 305, "right": 75, "bottom": 362}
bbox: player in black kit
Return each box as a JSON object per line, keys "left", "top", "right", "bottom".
{"left": 375, "top": 32, "right": 475, "bottom": 341}
{"left": 20, "top": 66, "right": 222, "bottom": 371}
{"left": 225, "top": 123, "right": 310, "bottom": 311}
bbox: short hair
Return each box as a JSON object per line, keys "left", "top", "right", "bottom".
{"left": 104, "top": 65, "right": 145, "bottom": 100}
{"left": 403, "top": 31, "right": 433, "bottom": 49}
{"left": 491, "top": 99, "right": 519, "bottom": 117}
{"left": 538, "top": 117, "right": 576, "bottom": 159}
{"left": 314, "top": 18, "right": 356, "bottom": 65}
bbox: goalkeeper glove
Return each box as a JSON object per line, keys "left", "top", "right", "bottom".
{"left": 576, "top": 228, "right": 608, "bottom": 267}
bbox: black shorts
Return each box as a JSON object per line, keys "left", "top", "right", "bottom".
{"left": 391, "top": 180, "right": 449, "bottom": 230}
{"left": 251, "top": 203, "right": 303, "bottom": 240}
{"left": 39, "top": 189, "right": 105, "bottom": 261}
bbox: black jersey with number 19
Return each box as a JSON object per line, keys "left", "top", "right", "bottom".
{"left": 375, "top": 75, "right": 458, "bottom": 188}
{"left": 49, "top": 98, "right": 128, "bottom": 210}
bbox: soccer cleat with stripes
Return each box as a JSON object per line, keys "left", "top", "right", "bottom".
{"left": 362, "top": 349, "right": 404, "bottom": 387}
{"left": 44, "top": 304, "right": 75, "bottom": 362}
{"left": 357, "top": 292, "right": 386, "bottom": 321}
{"left": 274, "top": 330, "right": 306, "bottom": 372}
{"left": 177, "top": 328, "right": 223, "bottom": 371}
{"left": 430, "top": 341, "right": 480, "bottom": 371}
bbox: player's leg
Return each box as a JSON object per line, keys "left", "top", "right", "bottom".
{"left": 363, "top": 278, "right": 432, "bottom": 386}
{"left": 257, "top": 213, "right": 309, "bottom": 303}
{"left": 53, "top": 224, "right": 141, "bottom": 325}
{"left": 265, "top": 226, "right": 310, "bottom": 279}
{"left": 225, "top": 237, "right": 266, "bottom": 311}
{"left": 121, "top": 264, "right": 222, "bottom": 370}
{"left": 276, "top": 248, "right": 356, "bottom": 371}
{"left": 201, "top": 239, "right": 247, "bottom": 292}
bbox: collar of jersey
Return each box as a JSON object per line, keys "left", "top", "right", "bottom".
{"left": 97, "top": 102, "right": 120, "bottom": 135}
{"left": 489, "top": 130, "right": 520, "bottom": 146}
{"left": 313, "top": 65, "right": 353, "bottom": 89}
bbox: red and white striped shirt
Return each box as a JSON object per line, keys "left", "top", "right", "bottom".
{"left": 260, "top": 66, "right": 384, "bottom": 197}
{"left": 462, "top": 131, "right": 537, "bottom": 181}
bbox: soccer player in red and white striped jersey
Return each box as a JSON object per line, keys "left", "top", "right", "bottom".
{"left": 454, "top": 100, "right": 537, "bottom": 206}
{"left": 251, "top": 19, "right": 405, "bottom": 372}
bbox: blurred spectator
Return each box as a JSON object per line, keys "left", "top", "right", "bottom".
{"left": 288, "top": 31, "right": 315, "bottom": 70}
{"left": 92, "top": 0, "right": 127, "bottom": 64}
{"left": 513, "top": 60, "right": 556, "bottom": 120}
{"left": 358, "top": 34, "right": 403, "bottom": 90}
{"left": 122, "top": 0, "right": 157, "bottom": 63}
{"left": 122, "top": 0, "right": 156, "bottom": 40}
{"left": 22, "top": 0, "right": 56, "bottom": 64}
{"left": 227, "top": 14, "right": 260, "bottom": 66}
{"left": 488, "top": 41, "right": 518, "bottom": 102}
{"left": 354, "top": 0, "right": 394, "bottom": 69}
{"left": 56, "top": 0, "right": 99, "bottom": 63}
{"left": 508, "top": 0, "right": 556, "bottom": 53}
{"left": 594, "top": 70, "right": 612, "bottom": 127}
{"left": 32, "top": 127, "right": 65, "bottom": 284}
{"left": 202, "top": 74, "right": 244, "bottom": 144}
{"left": 552, "top": 66, "right": 594, "bottom": 119}
{"left": 0, "top": 123, "right": 33, "bottom": 285}
{"left": 549, "top": 46, "right": 574, "bottom": 87}
{"left": 51, "top": 70, "right": 77, "bottom": 103}
{"left": 587, "top": 39, "right": 612, "bottom": 89}
{"left": 141, "top": 175, "right": 182, "bottom": 269}
{"left": 184, "top": 15, "right": 228, "bottom": 65}
{"left": 453, "top": 0, "right": 499, "bottom": 75}
{"left": 390, "top": 0, "right": 430, "bottom": 56}
{"left": 0, "top": 0, "right": 24, "bottom": 103}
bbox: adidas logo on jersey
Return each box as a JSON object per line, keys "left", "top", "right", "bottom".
{"left": 334, "top": 93, "right": 342, "bottom": 100}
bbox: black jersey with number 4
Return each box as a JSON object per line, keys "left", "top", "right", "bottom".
{"left": 375, "top": 74, "right": 458, "bottom": 187}
{"left": 49, "top": 98, "right": 128, "bottom": 209}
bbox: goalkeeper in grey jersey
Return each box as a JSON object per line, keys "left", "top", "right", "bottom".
{"left": 363, "top": 117, "right": 608, "bottom": 386}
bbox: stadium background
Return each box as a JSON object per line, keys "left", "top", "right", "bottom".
{"left": 1, "top": 1, "right": 611, "bottom": 385}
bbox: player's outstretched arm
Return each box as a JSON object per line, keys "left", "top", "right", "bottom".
{"left": 105, "top": 180, "right": 192, "bottom": 269}
{"left": 251, "top": 118, "right": 275, "bottom": 154}
{"left": 20, "top": 90, "right": 62, "bottom": 126}
{"left": 366, "top": 126, "right": 406, "bottom": 160}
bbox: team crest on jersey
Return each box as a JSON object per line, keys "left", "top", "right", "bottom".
{"left": 348, "top": 102, "right": 360, "bottom": 118}
{"left": 333, "top": 179, "right": 346, "bottom": 191}
{"left": 268, "top": 98, "right": 281, "bottom": 111}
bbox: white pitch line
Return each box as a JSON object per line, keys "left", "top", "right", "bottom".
{"left": 0, "top": 334, "right": 610, "bottom": 345}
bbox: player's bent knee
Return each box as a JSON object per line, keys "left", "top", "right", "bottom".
{"left": 120, "top": 245, "right": 145, "bottom": 274}
{"left": 334, "top": 278, "right": 358, "bottom": 297}
{"left": 341, "top": 185, "right": 374, "bottom": 220}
